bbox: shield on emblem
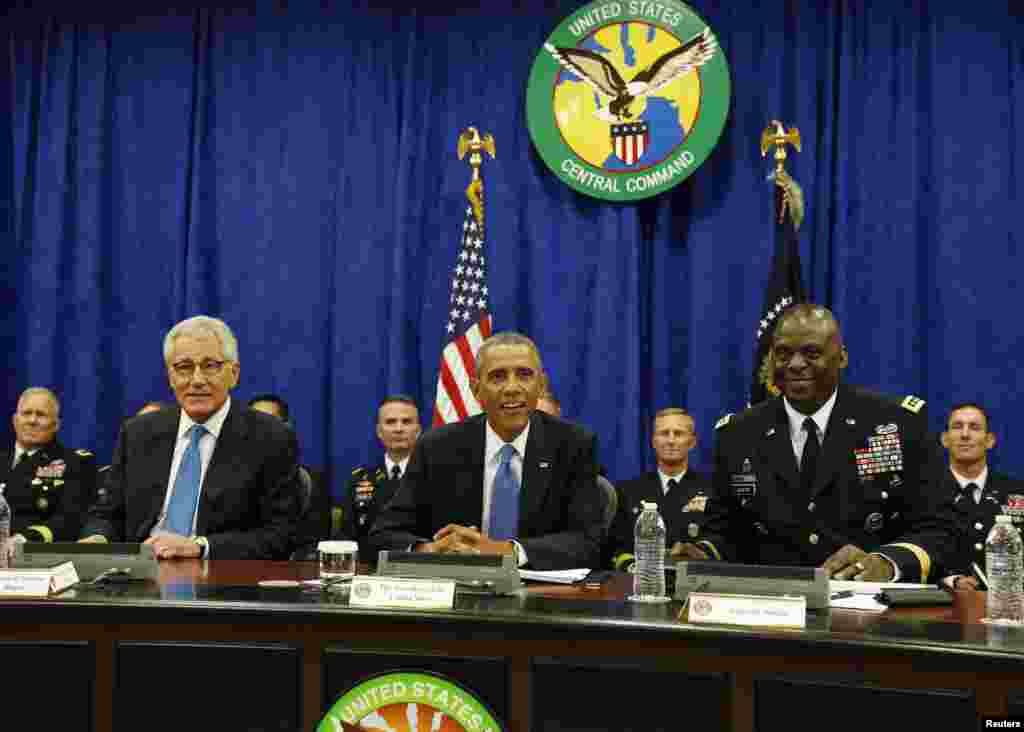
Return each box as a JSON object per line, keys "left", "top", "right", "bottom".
{"left": 611, "top": 121, "right": 650, "bottom": 165}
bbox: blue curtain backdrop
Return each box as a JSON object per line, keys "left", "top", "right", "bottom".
{"left": 2, "top": 1, "right": 1022, "bottom": 500}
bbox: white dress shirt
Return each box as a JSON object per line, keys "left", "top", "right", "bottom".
{"left": 384, "top": 455, "right": 411, "bottom": 480}
{"left": 951, "top": 466, "right": 988, "bottom": 504}
{"left": 11, "top": 445, "right": 38, "bottom": 468}
{"left": 658, "top": 468, "right": 688, "bottom": 495}
{"left": 783, "top": 388, "right": 838, "bottom": 466}
{"left": 153, "top": 397, "right": 232, "bottom": 552}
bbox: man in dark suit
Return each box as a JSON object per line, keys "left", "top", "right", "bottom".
{"left": 609, "top": 407, "right": 712, "bottom": 570}
{"left": 675, "top": 304, "right": 953, "bottom": 583}
{"left": 247, "top": 392, "right": 330, "bottom": 557}
{"left": 344, "top": 394, "right": 422, "bottom": 549}
{"left": 368, "top": 333, "right": 604, "bottom": 570}
{"left": 82, "top": 316, "right": 301, "bottom": 560}
{"left": 938, "top": 403, "right": 1024, "bottom": 590}
{"left": 2, "top": 387, "right": 97, "bottom": 556}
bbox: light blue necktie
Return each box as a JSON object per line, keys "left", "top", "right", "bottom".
{"left": 165, "top": 424, "right": 205, "bottom": 536}
{"left": 488, "top": 444, "right": 520, "bottom": 539}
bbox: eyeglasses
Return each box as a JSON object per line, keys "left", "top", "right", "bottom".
{"left": 170, "top": 360, "right": 228, "bottom": 380}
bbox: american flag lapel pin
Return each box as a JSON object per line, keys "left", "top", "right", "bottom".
{"left": 538, "top": 461, "right": 551, "bottom": 470}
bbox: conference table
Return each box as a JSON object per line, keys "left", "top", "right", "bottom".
{"left": 1, "top": 560, "right": 1023, "bottom": 732}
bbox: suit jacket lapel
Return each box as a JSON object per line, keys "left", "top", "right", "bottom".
{"left": 647, "top": 472, "right": 663, "bottom": 503}
{"left": 198, "top": 404, "right": 247, "bottom": 524}
{"left": 762, "top": 401, "right": 800, "bottom": 494}
{"left": 520, "top": 414, "right": 551, "bottom": 531}
{"left": 460, "top": 417, "right": 487, "bottom": 524}
{"left": 11, "top": 449, "right": 42, "bottom": 483}
{"left": 13, "top": 441, "right": 59, "bottom": 482}
{"left": 138, "top": 411, "right": 179, "bottom": 534}
{"left": 810, "top": 386, "right": 858, "bottom": 500}
{"left": 948, "top": 472, "right": 974, "bottom": 513}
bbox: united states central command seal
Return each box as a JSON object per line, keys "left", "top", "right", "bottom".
{"left": 527, "top": 0, "right": 731, "bottom": 201}
{"left": 318, "top": 671, "right": 506, "bottom": 732}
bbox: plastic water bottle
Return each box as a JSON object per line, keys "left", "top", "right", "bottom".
{"left": 985, "top": 515, "right": 1023, "bottom": 623}
{"left": 0, "top": 489, "right": 11, "bottom": 570}
{"left": 630, "top": 501, "right": 669, "bottom": 603}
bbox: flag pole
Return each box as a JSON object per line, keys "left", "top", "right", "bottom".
{"left": 432, "top": 128, "right": 497, "bottom": 426}
{"left": 457, "top": 126, "right": 496, "bottom": 223}
{"left": 749, "top": 120, "right": 808, "bottom": 406}
{"left": 760, "top": 119, "right": 803, "bottom": 229}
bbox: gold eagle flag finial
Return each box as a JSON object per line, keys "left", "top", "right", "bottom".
{"left": 760, "top": 120, "right": 804, "bottom": 229}
{"left": 457, "top": 126, "right": 495, "bottom": 225}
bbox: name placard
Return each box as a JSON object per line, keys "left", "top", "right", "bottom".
{"left": 349, "top": 576, "right": 456, "bottom": 610}
{"left": 0, "top": 561, "right": 79, "bottom": 597}
{"left": 686, "top": 592, "right": 806, "bottom": 628}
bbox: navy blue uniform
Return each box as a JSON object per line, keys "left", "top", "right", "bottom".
{"left": 699, "top": 385, "right": 954, "bottom": 582}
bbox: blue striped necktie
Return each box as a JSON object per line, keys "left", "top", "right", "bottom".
{"left": 488, "top": 444, "right": 520, "bottom": 540}
{"left": 166, "top": 424, "right": 206, "bottom": 536}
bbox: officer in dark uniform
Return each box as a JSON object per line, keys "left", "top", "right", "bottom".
{"left": 937, "top": 403, "right": 1024, "bottom": 589}
{"left": 345, "top": 395, "right": 422, "bottom": 550}
{"left": 675, "top": 305, "right": 953, "bottom": 583}
{"left": 1, "top": 388, "right": 97, "bottom": 552}
{"left": 609, "top": 407, "right": 712, "bottom": 570}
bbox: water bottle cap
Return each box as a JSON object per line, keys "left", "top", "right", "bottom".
{"left": 996, "top": 515, "right": 1014, "bottom": 524}
{"left": 641, "top": 501, "right": 658, "bottom": 510}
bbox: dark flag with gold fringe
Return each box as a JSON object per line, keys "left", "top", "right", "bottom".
{"left": 750, "top": 121, "right": 807, "bottom": 405}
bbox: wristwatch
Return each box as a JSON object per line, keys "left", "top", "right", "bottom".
{"left": 192, "top": 536, "right": 209, "bottom": 558}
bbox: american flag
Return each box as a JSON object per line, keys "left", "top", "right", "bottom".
{"left": 433, "top": 179, "right": 492, "bottom": 425}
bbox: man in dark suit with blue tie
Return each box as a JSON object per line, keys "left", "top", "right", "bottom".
{"left": 81, "top": 316, "right": 301, "bottom": 559}
{"left": 368, "top": 333, "right": 604, "bottom": 570}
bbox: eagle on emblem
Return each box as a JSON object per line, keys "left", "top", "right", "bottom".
{"left": 545, "top": 27, "right": 717, "bottom": 122}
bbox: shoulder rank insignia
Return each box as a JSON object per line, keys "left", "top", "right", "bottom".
{"left": 75, "top": 449, "right": 93, "bottom": 457}
{"left": 900, "top": 395, "right": 925, "bottom": 414}
{"left": 715, "top": 413, "right": 734, "bottom": 431}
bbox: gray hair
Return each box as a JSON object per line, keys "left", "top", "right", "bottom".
{"left": 476, "top": 332, "right": 544, "bottom": 374}
{"left": 17, "top": 387, "right": 61, "bottom": 418}
{"left": 163, "top": 316, "right": 240, "bottom": 363}
{"left": 653, "top": 407, "right": 693, "bottom": 430}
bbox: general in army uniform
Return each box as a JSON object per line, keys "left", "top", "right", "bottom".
{"left": 1, "top": 387, "right": 97, "bottom": 550}
{"left": 610, "top": 408, "right": 713, "bottom": 570}
{"left": 674, "top": 305, "right": 955, "bottom": 583}
{"left": 937, "top": 403, "right": 1024, "bottom": 589}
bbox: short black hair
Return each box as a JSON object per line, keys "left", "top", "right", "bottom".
{"left": 379, "top": 394, "right": 417, "bottom": 410}
{"left": 249, "top": 393, "right": 291, "bottom": 424}
{"left": 947, "top": 402, "right": 991, "bottom": 432}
